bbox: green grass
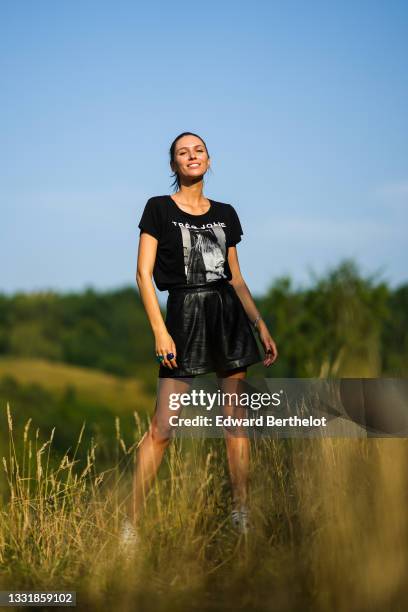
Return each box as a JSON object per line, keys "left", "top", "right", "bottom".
{"left": 1, "top": 403, "right": 408, "bottom": 611}
{"left": 0, "top": 357, "right": 153, "bottom": 414}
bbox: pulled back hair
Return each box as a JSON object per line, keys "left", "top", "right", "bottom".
{"left": 169, "top": 132, "right": 212, "bottom": 192}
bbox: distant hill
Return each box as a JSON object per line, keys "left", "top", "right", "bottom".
{"left": 0, "top": 358, "right": 156, "bottom": 484}
{"left": 0, "top": 357, "right": 153, "bottom": 414}
{"left": 0, "top": 260, "right": 406, "bottom": 380}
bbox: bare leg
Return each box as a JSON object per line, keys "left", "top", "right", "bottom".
{"left": 216, "top": 367, "right": 249, "bottom": 511}
{"left": 225, "top": 431, "right": 250, "bottom": 509}
{"left": 131, "top": 377, "right": 193, "bottom": 525}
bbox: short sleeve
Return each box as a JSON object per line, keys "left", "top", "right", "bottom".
{"left": 227, "top": 204, "right": 243, "bottom": 247}
{"left": 138, "top": 198, "right": 162, "bottom": 241}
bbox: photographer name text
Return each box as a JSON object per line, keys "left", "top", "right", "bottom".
{"left": 167, "top": 415, "right": 328, "bottom": 428}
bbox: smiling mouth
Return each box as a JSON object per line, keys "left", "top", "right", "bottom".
{"left": 187, "top": 163, "right": 201, "bottom": 168}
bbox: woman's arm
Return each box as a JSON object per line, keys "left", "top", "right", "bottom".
{"left": 227, "top": 246, "right": 278, "bottom": 367}
{"left": 136, "top": 233, "right": 178, "bottom": 370}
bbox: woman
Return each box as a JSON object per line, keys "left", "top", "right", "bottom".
{"left": 123, "top": 131, "right": 278, "bottom": 545}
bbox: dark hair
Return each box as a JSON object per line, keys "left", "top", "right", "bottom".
{"left": 169, "top": 132, "right": 212, "bottom": 192}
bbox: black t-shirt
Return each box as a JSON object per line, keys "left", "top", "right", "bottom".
{"left": 138, "top": 195, "right": 244, "bottom": 291}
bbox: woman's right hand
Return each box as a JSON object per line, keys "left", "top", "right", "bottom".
{"left": 155, "top": 329, "right": 178, "bottom": 370}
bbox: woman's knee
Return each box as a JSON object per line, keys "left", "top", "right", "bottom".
{"left": 149, "top": 417, "right": 173, "bottom": 445}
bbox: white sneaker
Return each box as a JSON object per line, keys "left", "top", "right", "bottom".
{"left": 231, "top": 506, "right": 251, "bottom": 535}
{"left": 119, "top": 518, "right": 140, "bottom": 556}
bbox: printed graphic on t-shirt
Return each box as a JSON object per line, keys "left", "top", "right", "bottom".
{"left": 172, "top": 220, "right": 228, "bottom": 283}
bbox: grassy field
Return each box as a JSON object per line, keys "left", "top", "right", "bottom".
{"left": 1, "top": 401, "right": 408, "bottom": 612}
{"left": 0, "top": 357, "right": 153, "bottom": 414}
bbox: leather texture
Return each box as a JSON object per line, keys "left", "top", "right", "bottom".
{"left": 159, "top": 279, "right": 263, "bottom": 378}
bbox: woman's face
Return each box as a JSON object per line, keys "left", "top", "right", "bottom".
{"left": 172, "top": 135, "right": 210, "bottom": 183}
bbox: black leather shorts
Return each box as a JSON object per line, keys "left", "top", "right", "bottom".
{"left": 159, "top": 278, "right": 263, "bottom": 378}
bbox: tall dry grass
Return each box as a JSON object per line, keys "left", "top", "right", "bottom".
{"left": 1, "top": 403, "right": 408, "bottom": 612}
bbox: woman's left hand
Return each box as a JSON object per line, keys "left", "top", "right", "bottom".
{"left": 256, "top": 320, "right": 278, "bottom": 367}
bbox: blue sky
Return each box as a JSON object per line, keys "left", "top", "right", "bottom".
{"left": 1, "top": 1, "right": 407, "bottom": 304}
